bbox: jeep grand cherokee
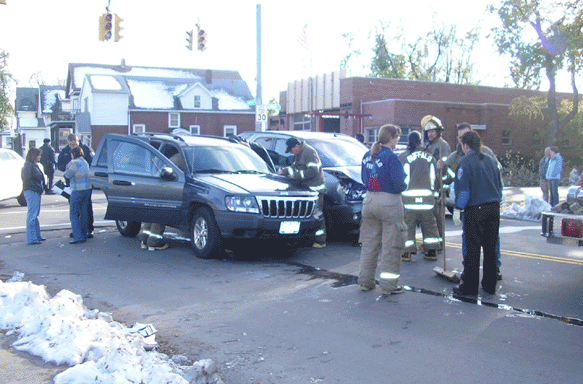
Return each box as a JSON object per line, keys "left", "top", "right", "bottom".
{"left": 90, "top": 133, "right": 321, "bottom": 258}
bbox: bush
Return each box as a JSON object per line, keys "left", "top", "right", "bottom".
{"left": 498, "top": 151, "right": 539, "bottom": 187}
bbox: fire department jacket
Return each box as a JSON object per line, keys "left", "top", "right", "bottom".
{"left": 399, "top": 148, "right": 437, "bottom": 211}
{"left": 281, "top": 143, "right": 326, "bottom": 193}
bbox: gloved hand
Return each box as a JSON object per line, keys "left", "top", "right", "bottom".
{"left": 453, "top": 209, "right": 462, "bottom": 226}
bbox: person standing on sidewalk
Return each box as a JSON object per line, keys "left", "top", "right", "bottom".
{"left": 21, "top": 147, "right": 46, "bottom": 245}
{"left": 452, "top": 130, "right": 502, "bottom": 296}
{"left": 39, "top": 138, "right": 56, "bottom": 194}
{"left": 539, "top": 147, "right": 551, "bottom": 203}
{"left": 358, "top": 124, "right": 408, "bottom": 295}
{"left": 546, "top": 146, "right": 563, "bottom": 207}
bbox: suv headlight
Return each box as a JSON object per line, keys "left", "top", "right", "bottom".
{"left": 225, "top": 196, "right": 260, "bottom": 213}
{"left": 340, "top": 180, "right": 367, "bottom": 201}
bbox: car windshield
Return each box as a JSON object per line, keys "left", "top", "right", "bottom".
{"left": 307, "top": 138, "right": 368, "bottom": 168}
{"left": 184, "top": 145, "right": 272, "bottom": 174}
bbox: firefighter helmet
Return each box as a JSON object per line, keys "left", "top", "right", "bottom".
{"left": 421, "top": 115, "right": 444, "bottom": 131}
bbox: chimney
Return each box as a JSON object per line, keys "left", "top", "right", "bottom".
{"left": 205, "top": 69, "right": 212, "bottom": 84}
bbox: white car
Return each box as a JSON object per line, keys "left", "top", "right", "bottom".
{"left": 0, "top": 148, "right": 27, "bottom": 206}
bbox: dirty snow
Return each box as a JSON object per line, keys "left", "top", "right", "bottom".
{"left": 0, "top": 272, "right": 223, "bottom": 384}
{"left": 501, "top": 195, "right": 551, "bottom": 221}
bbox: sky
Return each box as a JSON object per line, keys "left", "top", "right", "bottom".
{"left": 0, "top": 0, "right": 576, "bottom": 105}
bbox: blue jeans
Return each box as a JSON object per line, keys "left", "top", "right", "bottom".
{"left": 24, "top": 190, "right": 42, "bottom": 244}
{"left": 548, "top": 179, "right": 560, "bottom": 207}
{"left": 461, "top": 211, "right": 502, "bottom": 268}
{"left": 70, "top": 189, "right": 91, "bottom": 242}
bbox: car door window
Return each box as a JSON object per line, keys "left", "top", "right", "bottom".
{"left": 253, "top": 136, "right": 275, "bottom": 151}
{"left": 112, "top": 141, "right": 164, "bottom": 177}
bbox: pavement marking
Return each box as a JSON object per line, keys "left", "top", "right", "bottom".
{"left": 446, "top": 241, "right": 583, "bottom": 266}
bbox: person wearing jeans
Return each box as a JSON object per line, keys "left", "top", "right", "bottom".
{"left": 21, "top": 147, "right": 45, "bottom": 245}
{"left": 64, "top": 146, "right": 92, "bottom": 244}
{"left": 546, "top": 146, "right": 563, "bottom": 207}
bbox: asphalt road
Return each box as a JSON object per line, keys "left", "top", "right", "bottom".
{"left": 1, "top": 187, "right": 582, "bottom": 383}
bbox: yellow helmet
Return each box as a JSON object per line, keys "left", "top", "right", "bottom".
{"left": 421, "top": 115, "right": 444, "bottom": 131}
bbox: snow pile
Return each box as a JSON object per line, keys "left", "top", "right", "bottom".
{"left": 0, "top": 273, "right": 223, "bottom": 384}
{"left": 501, "top": 195, "right": 551, "bottom": 221}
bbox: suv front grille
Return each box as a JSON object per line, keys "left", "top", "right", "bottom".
{"left": 257, "top": 196, "right": 316, "bottom": 219}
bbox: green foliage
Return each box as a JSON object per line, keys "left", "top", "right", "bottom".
{"left": 509, "top": 95, "right": 546, "bottom": 119}
{"left": 0, "top": 49, "right": 14, "bottom": 131}
{"left": 499, "top": 150, "right": 539, "bottom": 186}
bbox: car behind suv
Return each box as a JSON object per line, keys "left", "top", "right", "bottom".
{"left": 238, "top": 130, "right": 368, "bottom": 236}
{"left": 90, "top": 133, "right": 322, "bottom": 258}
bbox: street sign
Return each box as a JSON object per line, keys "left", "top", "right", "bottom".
{"left": 266, "top": 104, "right": 281, "bottom": 110}
{"left": 247, "top": 100, "right": 257, "bottom": 106}
{"left": 256, "top": 105, "right": 268, "bottom": 123}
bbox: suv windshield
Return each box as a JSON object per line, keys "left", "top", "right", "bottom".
{"left": 185, "top": 145, "right": 272, "bottom": 174}
{"left": 306, "top": 138, "right": 368, "bottom": 168}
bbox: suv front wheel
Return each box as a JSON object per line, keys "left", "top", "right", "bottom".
{"left": 191, "top": 207, "right": 223, "bottom": 259}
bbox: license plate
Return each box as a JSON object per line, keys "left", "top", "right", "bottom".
{"left": 279, "top": 221, "right": 300, "bottom": 234}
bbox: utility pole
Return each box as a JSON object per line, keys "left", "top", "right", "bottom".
{"left": 255, "top": 3, "right": 263, "bottom": 131}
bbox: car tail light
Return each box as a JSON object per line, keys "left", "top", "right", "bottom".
{"left": 561, "top": 218, "right": 583, "bottom": 238}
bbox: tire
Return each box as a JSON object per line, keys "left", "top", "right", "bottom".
{"left": 17, "top": 192, "right": 27, "bottom": 207}
{"left": 116, "top": 220, "right": 142, "bottom": 237}
{"left": 191, "top": 207, "right": 223, "bottom": 259}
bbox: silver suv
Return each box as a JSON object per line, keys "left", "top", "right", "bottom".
{"left": 90, "top": 133, "right": 322, "bottom": 258}
{"left": 239, "top": 130, "right": 368, "bottom": 236}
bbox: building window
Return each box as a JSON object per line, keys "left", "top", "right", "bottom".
{"left": 223, "top": 125, "right": 237, "bottom": 137}
{"left": 365, "top": 127, "right": 378, "bottom": 144}
{"left": 133, "top": 124, "right": 146, "bottom": 134}
{"left": 190, "top": 125, "right": 200, "bottom": 135}
{"left": 502, "top": 130, "right": 512, "bottom": 146}
{"left": 194, "top": 95, "right": 201, "bottom": 108}
{"left": 169, "top": 113, "right": 180, "bottom": 128}
{"left": 293, "top": 114, "right": 311, "bottom": 131}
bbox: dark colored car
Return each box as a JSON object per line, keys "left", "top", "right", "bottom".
{"left": 90, "top": 132, "right": 321, "bottom": 258}
{"left": 238, "top": 130, "right": 368, "bottom": 235}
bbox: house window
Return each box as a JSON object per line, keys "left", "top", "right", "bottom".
{"left": 194, "top": 95, "right": 201, "bottom": 108}
{"left": 223, "top": 125, "right": 237, "bottom": 137}
{"left": 133, "top": 124, "right": 146, "bottom": 134}
{"left": 502, "top": 131, "right": 512, "bottom": 146}
{"left": 190, "top": 125, "right": 200, "bottom": 135}
{"left": 169, "top": 113, "right": 180, "bottom": 128}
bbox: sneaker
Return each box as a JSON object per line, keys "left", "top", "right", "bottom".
{"left": 382, "top": 286, "right": 404, "bottom": 295}
{"left": 312, "top": 243, "right": 326, "bottom": 249}
{"left": 140, "top": 241, "right": 147, "bottom": 249}
{"left": 360, "top": 285, "right": 375, "bottom": 291}
{"left": 401, "top": 253, "right": 412, "bottom": 262}
{"left": 148, "top": 243, "right": 169, "bottom": 251}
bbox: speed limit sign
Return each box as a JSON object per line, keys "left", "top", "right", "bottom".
{"left": 256, "top": 105, "right": 268, "bottom": 123}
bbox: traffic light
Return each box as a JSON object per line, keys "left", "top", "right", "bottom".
{"left": 114, "top": 14, "right": 123, "bottom": 42}
{"left": 186, "top": 30, "right": 194, "bottom": 51}
{"left": 197, "top": 25, "right": 207, "bottom": 51}
{"left": 99, "top": 13, "right": 113, "bottom": 41}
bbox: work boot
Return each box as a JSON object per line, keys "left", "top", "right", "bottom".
{"left": 382, "top": 286, "right": 404, "bottom": 295}
{"left": 496, "top": 268, "right": 503, "bottom": 281}
{"left": 424, "top": 249, "right": 438, "bottom": 260}
{"left": 401, "top": 253, "right": 412, "bottom": 262}
{"left": 148, "top": 243, "right": 169, "bottom": 251}
{"left": 312, "top": 242, "right": 326, "bottom": 249}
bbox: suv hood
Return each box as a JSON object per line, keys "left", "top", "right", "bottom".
{"left": 195, "top": 173, "right": 315, "bottom": 196}
{"left": 324, "top": 166, "right": 362, "bottom": 184}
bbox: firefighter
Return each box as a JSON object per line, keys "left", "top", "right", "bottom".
{"left": 278, "top": 137, "right": 327, "bottom": 248}
{"left": 421, "top": 115, "right": 451, "bottom": 256}
{"left": 399, "top": 130, "right": 441, "bottom": 261}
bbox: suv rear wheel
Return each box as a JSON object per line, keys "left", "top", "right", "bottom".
{"left": 116, "top": 220, "right": 142, "bottom": 237}
{"left": 191, "top": 207, "right": 222, "bottom": 259}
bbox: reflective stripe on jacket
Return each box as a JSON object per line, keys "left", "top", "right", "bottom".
{"left": 282, "top": 143, "right": 325, "bottom": 192}
{"left": 399, "top": 149, "right": 436, "bottom": 211}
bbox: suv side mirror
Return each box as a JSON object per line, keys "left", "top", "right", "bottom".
{"left": 160, "top": 167, "right": 177, "bottom": 181}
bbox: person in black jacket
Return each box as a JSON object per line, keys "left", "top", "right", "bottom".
{"left": 57, "top": 134, "right": 95, "bottom": 237}
{"left": 21, "top": 147, "right": 46, "bottom": 245}
{"left": 40, "top": 138, "right": 56, "bottom": 194}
